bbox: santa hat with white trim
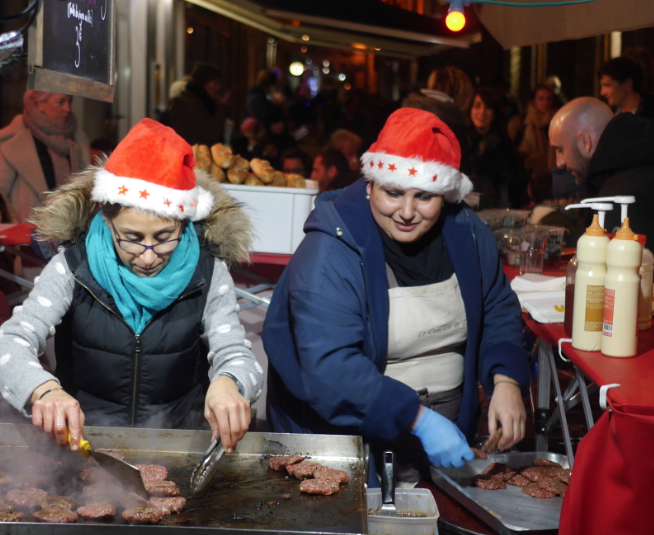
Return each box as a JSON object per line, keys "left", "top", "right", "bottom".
{"left": 361, "top": 108, "right": 473, "bottom": 203}
{"left": 92, "top": 118, "right": 213, "bottom": 221}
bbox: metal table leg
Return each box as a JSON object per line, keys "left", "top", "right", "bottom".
{"left": 535, "top": 338, "right": 552, "bottom": 452}
{"left": 544, "top": 342, "right": 575, "bottom": 467}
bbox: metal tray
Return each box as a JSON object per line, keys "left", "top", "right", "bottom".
{"left": 430, "top": 452, "right": 568, "bottom": 534}
{"left": 0, "top": 424, "right": 367, "bottom": 534}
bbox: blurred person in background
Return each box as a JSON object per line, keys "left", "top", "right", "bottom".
{"left": 163, "top": 63, "right": 228, "bottom": 147}
{"left": 281, "top": 149, "right": 312, "bottom": 178}
{"left": 310, "top": 149, "right": 352, "bottom": 192}
{"left": 231, "top": 117, "right": 264, "bottom": 161}
{"left": 516, "top": 85, "right": 557, "bottom": 172}
{"left": 0, "top": 90, "right": 90, "bottom": 223}
{"left": 545, "top": 75, "right": 568, "bottom": 110}
{"left": 599, "top": 57, "right": 654, "bottom": 119}
{"left": 623, "top": 46, "right": 654, "bottom": 95}
{"left": 244, "top": 70, "right": 278, "bottom": 126}
{"left": 327, "top": 129, "right": 363, "bottom": 172}
{"left": 261, "top": 108, "right": 296, "bottom": 170}
{"left": 424, "top": 66, "right": 474, "bottom": 113}
{"left": 468, "top": 89, "right": 525, "bottom": 209}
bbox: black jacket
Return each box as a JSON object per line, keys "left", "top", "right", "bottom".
{"left": 54, "top": 239, "right": 215, "bottom": 429}
{"left": 586, "top": 113, "right": 654, "bottom": 239}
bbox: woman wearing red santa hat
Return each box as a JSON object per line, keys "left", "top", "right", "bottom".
{"left": 0, "top": 119, "right": 263, "bottom": 454}
{"left": 263, "top": 108, "right": 528, "bottom": 483}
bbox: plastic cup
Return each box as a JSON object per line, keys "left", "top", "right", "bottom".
{"left": 520, "top": 248, "right": 545, "bottom": 275}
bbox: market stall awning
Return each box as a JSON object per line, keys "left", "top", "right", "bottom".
{"left": 475, "top": 0, "right": 654, "bottom": 49}
{"left": 185, "top": 0, "right": 481, "bottom": 59}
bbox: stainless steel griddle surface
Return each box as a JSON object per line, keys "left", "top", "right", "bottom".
{"left": 0, "top": 424, "right": 367, "bottom": 535}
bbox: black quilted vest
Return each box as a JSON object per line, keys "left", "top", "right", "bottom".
{"left": 54, "top": 238, "right": 214, "bottom": 429}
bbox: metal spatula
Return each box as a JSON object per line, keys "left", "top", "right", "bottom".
{"left": 379, "top": 450, "right": 397, "bottom": 517}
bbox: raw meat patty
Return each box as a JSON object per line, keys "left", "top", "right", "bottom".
{"left": 299, "top": 478, "right": 340, "bottom": 495}
{"left": 33, "top": 506, "right": 78, "bottom": 523}
{"left": 6, "top": 487, "right": 48, "bottom": 508}
{"left": 472, "top": 475, "right": 507, "bottom": 490}
{"left": 80, "top": 467, "right": 114, "bottom": 485}
{"left": 522, "top": 482, "right": 555, "bottom": 498}
{"left": 144, "top": 480, "right": 180, "bottom": 497}
{"left": 533, "top": 459, "right": 561, "bottom": 468}
{"left": 267, "top": 455, "right": 305, "bottom": 471}
{"left": 314, "top": 466, "right": 349, "bottom": 484}
{"left": 0, "top": 512, "right": 23, "bottom": 522}
{"left": 287, "top": 462, "right": 318, "bottom": 480}
{"left": 484, "top": 463, "right": 517, "bottom": 481}
{"left": 135, "top": 464, "right": 168, "bottom": 481}
{"left": 520, "top": 467, "right": 549, "bottom": 482}
{"left": 471, "top": 448, "right": 487, "bottom": 460}
{"left": 122, "top": 506, "right": 164, "bottom": 524}
{"left": 149, "top": 497, "right": 187, "bottom": 514}
{"left": 506, "top": 473, "right": 530, "bottom": 487}
{"left": 39, "top": 496, "right": 76, "bottom": 510}
{"left": 77, "top": 503, "right": 117, "bottom": 519}
{"left": 538, "top": 477, "right": 568, "bottom": 496}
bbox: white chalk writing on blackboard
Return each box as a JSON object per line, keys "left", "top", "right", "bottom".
{"left": 67, "top": 3, "right": 95, "bottom": 69}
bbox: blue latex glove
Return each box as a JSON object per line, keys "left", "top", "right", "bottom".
{"left": 410, "top": 407, "right": 475, "bottom": 468}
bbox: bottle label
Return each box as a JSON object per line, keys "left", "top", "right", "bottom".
{"left": 585, "top": 285, "right": 604, "bottom": 332}
{"left": 603, "top": 288, "right": 615, "bottom": 337}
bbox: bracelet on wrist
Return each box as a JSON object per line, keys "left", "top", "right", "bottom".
{"left": 37, "top": 387, "right": 64, "bottom": 401}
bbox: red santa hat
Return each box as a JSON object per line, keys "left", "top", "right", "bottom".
{"left": 361, "top": 108, "right": 473, "bottom": 203}
{"left": 92, "top": 119, "right": 214, "bottom": 221}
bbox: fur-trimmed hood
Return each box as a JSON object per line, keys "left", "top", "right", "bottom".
{"left": 29, "top": 165, "right": 253, "bottom": 266}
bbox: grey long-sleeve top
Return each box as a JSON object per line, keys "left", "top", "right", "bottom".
{"left": 0, "top": 251, "right": 263, "bottom": 416}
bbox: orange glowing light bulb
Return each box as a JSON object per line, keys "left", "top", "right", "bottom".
{"left": 446, "top": 10, "right": 466, "bottom": 32}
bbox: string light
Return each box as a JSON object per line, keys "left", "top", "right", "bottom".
{"left": 446, "top": 0, "right": 467, "bottom": 32}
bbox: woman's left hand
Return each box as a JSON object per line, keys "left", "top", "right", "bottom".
{"left": 488, "top": 375, "right": 526, "bottom": 451}
{"left": 204, "top": 375, "right": 251, "bottom": 453}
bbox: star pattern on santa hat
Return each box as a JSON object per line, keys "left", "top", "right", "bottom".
{"left": 179, "top": 205, "right": 185, "bottom": 213}
{"left": 163, "top": 199, "right": 172, "bottom": 207}
{"left": 139, "top": 189, "right": 150, "bottom": 199}
{"left": 408, "top": 167, "right": 417, "bottom": 176}
{"left": 432, "top": 174, "right": 438, "bottom": 182}
{"left": 388, "top": 163, "right": 396, "bottom": 171}
{"left": 377, "top": 161, "right": 384, "bottom": 169}
{"left": 118, "top": 186, "right": 128, "bottom": 195}
{"left": 369, "top": 161, "right": 374, "bottom": 168}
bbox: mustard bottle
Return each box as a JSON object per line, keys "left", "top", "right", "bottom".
{"left": 572, "top": 214, "right": 609, "bottom": 351}
{"left": 601, "top": 218, "right": 642, "bottom": 357}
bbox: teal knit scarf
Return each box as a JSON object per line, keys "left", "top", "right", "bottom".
{"left": 86, "top": 212, "right": 200, "bottom": 334}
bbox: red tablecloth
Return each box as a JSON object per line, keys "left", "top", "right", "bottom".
{"left": 0, "top": 223, "right": 35, "bottom": 246}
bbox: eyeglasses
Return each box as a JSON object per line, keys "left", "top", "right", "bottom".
{"left": 108, "top": 218, "right": 182, "bottom": 255}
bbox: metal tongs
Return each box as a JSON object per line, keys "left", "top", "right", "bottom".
{"left": 190, "top": 435, "right": 225, "bottom": 496}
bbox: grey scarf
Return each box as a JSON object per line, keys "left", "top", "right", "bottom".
{"left": 23, "top": 100, "right": 82, "bottom": 187}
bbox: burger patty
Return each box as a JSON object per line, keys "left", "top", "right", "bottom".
{"left": 6, "top": 487, "right": 48, "bottom": 508}
{"left": 556, "top": 468, "right": 571, "bottom": 484}
{"left": 0, "top": 497, "right": 14, "bottom": 513}
{"left": 120, "top": 492, "right": 149, "bottom": 510}
{"left": 287, "top": 462, "right": 318, "bottom": 480}
{"left": 144, "top": 480, "right": 180, "bottom": 497}
{"left": 33, "top": 506, "right": 78, "bottom": 523}
{"left": 39, "top": 496, "right": 76, "bottom": 510}
{"left": 0, "top": 512, "right": 23, "bottom": 522}
{"left": 135, "top": 464, "right": 168, "bottom": 481}
{"left": 520, "top": 467, "right": 549, "bottom": 482}
{"left": 533, "top": 459, "right": 561, "bottom": 468}
{"left": 299, "top": 478, "right": 340, "bottom": 496}
{"left": 149, "top": 497, "right": 187, "bottom": 514}
{"left": 538, "top": 477, "right": 568, "bottom": 496}
{"left": 80, "top": 467, "right": 114, "bottom": 485}
{"left": 267, "top": 455, "right": 305, "bottom": 471}
{"left": 484, "top": 463, "right": 517, "bottom": 481}
{"left": 522, "top": 483, "right": 556, "bottom": 499}
{"left": 314, "top": 466, "right": 349, "bottom": 484}
{"left": 77, "top": 503, "right": 117, "bottom": 520}
{"left": 506, "top": 473, "right": 530, "bottom": 487}
{"left": 122, "top": 506, "right": 164, "bottom": 524}
{"left": 472, "top": 475, "right": 507, "bottom": 490}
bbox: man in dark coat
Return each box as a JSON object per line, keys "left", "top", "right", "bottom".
{"left": 550, "top": 97, "right": 654, "bottom": 239}
{"left": 599, "top": 57, "right": 654, "bottom": 120}
{"left": 160, "top": 63, "right": 227, "bottom": 147}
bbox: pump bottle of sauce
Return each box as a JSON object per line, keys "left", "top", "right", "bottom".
{"left": 572, "top": 215, "right": 609, "bottom": 351}
{"left": 601, "top": 218, "right": 642, "bottom": 357}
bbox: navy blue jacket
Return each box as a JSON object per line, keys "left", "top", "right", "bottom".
{"left": 262, "top": 180, "right": 528, "bottom": 442}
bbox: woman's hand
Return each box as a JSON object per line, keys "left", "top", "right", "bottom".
{"left": 30, "top": 381, "right": 85, "bottom": 451}
{"left": 204, "top": 375, "right": 251, "bottom": 453}
{"left": 488, "top": 375, "right": 526, "bottom": 451}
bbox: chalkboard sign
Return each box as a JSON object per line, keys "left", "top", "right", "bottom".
{"left": 28, "top": 0, "right": 115, "bottom": 102}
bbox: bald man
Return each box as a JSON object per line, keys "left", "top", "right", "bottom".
{"left": 550, "top": 97, "right": 654, "bottom": 239}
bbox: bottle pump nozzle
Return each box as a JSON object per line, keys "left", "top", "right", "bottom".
{"left": 565, "top": 202, "right": 614, "bottom": 229}
{"left": 580, "top": 196, "right": 635, "bottom": 224}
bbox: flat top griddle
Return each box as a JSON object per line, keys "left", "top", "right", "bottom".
{"left": 0, "top": 424, "right": 367, "bottom": 535}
